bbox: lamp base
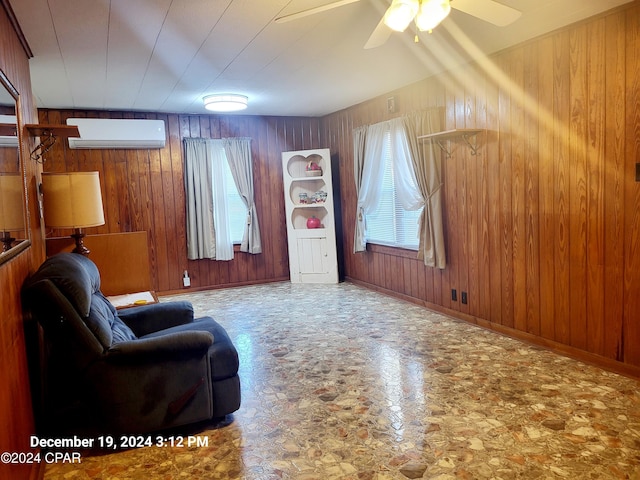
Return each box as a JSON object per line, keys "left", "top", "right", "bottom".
{"left": 71, "top": 229, "right": 90, "bottom": 256}
{"left": 1, "top": 232, "right": 15, "bottom": 252}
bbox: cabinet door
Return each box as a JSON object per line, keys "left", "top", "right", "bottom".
{"left": 296, "top": 236, "right": 330, "bottom": 274}
{"left": 298, "top": 237, "right": 329, "bottom": 274}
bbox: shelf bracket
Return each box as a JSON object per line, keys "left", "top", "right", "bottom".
{"left": 26, "top": 124, "right": 81, "bottom": 163}
{"left": 435, "top": 139, "right": 452, "bottom": 158}
{"left": 461, "top": 132, "right": 479, "bottom": 156}
{"left": 30, "top": 130, "right": 57, "bottom": 163}
{"left": 419, "top": 129, "right": 483, "bottom": 158}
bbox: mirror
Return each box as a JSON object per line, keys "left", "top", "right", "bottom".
{"left": 0, "top": 68, "right": 29, "bottom": 263}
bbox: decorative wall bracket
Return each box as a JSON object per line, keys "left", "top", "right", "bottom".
{"left": 419, "top": 129, "right": 483, "bottom": 158}
{"left": 26, "top": 124, "right": 80, "bottom": 163}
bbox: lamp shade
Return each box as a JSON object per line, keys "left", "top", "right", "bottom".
{"left": 0, "top": 173, "right": 25, "bottom": 231}
{"left": 41, "top": 172, "right": 105, "bottom": 228}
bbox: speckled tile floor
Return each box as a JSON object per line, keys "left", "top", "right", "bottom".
{"left": 45, "top": 282, "right": 640, "bottom": 479}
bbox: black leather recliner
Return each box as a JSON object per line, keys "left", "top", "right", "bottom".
{"left": 22, "top": 252, "right": 240, "bottom": 435}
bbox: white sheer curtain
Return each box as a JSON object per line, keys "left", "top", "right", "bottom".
{"left": 389, "top": 118, "right": 424, "bottom": 213}
{"left": 354, "top": 121, "right": 387, "bottom": 252}
{"left": 353, "top": 118, "right": 424, "bottom": 252}
{"left": 223, "top": 137, "right": 262, "bottom": 254}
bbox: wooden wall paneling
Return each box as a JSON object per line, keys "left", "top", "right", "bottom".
{"left": 0, "top": 254, "right": 39, "bottom": 480}
{"left": 603, "top": 11, "right": 626, "bottom": 361}
{"left": 537, "top": 35, "right": 557, "bottom": 341}
{"left": 523, "top": 41, "right": 541, "bottom": 337}
{"left": 266, "top": 116, "right": 288, "bottom": 280}
{"left": 510, "top": 46, "right": 527, "bottom": 333}
{"left": 498, "top": 52, "right": 514, "bottom": 329}
{"left": 114, "top": 148, "right": 132, "bottom": 231}
{"left": 623, "top": 5, "right": 640, "bottom": 365}
{"left": 0, "top": 3, "right": 42, "bottom": 478}
{"left": 585, "top": 18, "right": 606, "bottom": 356}
{"left": 403, "top": 256, "right": 412, "bottom": 298}
{"left": 455, "top": 69, "right": 470, "bottom": 315}
{"left": 486, "top": 54, "right": 502, "bottom": 326}
{"left": 568, "top": 24, "right": 589, "bottom": 351}
{"left": 148, "top": 117, "right": 169, "bottom": 292}
{"left": 440, "top": 76, "right": 457, "bottom": 311}
{"left": 474, "top": 64, "right": 491, "bottom": 322}
{"left": 163, "top": 113, "right": 185, "bottom": 291}
{"left": 552, "top": 30, "right": 571, "bottom": 345}
{"left": 463, "top": 63, "right": 479, "bottom": 317}
{"left": 144, "top": 114, "right": 160, "bottom": 289}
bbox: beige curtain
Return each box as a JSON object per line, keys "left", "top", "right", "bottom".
{"left": 184, "top": 138, "right": 216, "bottom": 260}
{"left": 403, "top": 109, "right": 446, "bottom": 268}
{"left": 223, "top": 137, "right": 262, "bottom": 254}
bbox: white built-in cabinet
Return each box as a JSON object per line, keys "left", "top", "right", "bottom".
{"left": 282, "top": 148, "right": 338, "bottom": 284}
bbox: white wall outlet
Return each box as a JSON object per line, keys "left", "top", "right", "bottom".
{"left": 182, "top": 270, "right": 191, "bottom": 287}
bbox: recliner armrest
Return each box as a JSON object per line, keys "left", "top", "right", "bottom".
{"left": 106, "top": 330, "right": 213, "bottom": 363}
{"left": 117, "top": 301, "right": 194, "bottom": 336}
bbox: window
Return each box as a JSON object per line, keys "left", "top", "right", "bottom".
{"left": 365, "top": 129, "right": 421, "bottom": 250}
{"left": 210, "top": 144, "right": 245, "bottom": 245}
{"left": 220, "top": 156, "right": 245, "bottom": 244}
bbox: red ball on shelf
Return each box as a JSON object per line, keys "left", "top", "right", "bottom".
{"left": 306, "top": 216, "right": 321, "bottom": 229}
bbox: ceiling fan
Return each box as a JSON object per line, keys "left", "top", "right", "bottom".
{"left": 275, "top": 0, "right": 522, "bottom": 49}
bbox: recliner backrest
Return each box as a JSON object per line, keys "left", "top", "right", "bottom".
{"left": 24, "top": 253, "right": 136, "bottom": 355}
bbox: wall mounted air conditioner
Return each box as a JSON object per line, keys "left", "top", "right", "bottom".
{"left": 66, "top": 118, "right": 166, "bottom": 149}
{"left": 0, "top": 114, "right": 18, "bottom": 147}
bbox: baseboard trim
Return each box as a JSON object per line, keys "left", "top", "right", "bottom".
{"left": 158, "top": 277, "right": 290, "bottom": 297}
{"left": 345, "top": 276, "right": 640, "bottom": 380}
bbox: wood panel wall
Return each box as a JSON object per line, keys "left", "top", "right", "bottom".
{"left": 0, "top": 1, "right": 44, "bottom": 479}
{"left": 323, "top": 2, "right": 640, "bottom": 376}
{"left": 39, "top": 110, "right": 324, "bottom": 293}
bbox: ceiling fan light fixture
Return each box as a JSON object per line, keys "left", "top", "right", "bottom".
{"left": 383, "top": 0, "right": 420, "bottom": 32}
{"left": 203, "top": 93, "right": 248, "bottom": 112}
{"left": 415, "top": 0, "right": 451, "bottom": 32}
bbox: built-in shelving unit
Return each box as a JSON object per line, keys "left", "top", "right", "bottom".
{"left": 282, "top": 148, "right": 338, "bottom": 284}
{"left": 418, "top": 128, "right": 483, "bottom": 157}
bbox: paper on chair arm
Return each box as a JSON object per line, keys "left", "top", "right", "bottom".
{"left": 108, "top": 291, "right": 156, "bottom": 308}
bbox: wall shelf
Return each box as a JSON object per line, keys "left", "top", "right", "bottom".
{"left": 0, "top": 123, "right": 17, "bottom": 136}
{"left": 418, "top": 128, "right": 483, "bottom": 157}
{"left": 25, "top": 124, "right": 80, "bottom": 138}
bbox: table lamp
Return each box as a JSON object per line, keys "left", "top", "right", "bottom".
{"left": 0, "top": 173, "right": 25, "bottom": 252}
{"left": 41, "top": 171, "right": 105, "bottom": 255}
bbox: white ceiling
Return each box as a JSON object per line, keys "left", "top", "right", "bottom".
{"left": 8, "top": 0, "right": 633, "bottom": 117}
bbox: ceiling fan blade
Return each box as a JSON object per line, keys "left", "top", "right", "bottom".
{"left": 275, "top": 0, "right": 361, "bottom": 23}
{"left": 452, "top": 0, "right": 522, "bottom": 27}
{"left": 364, "top": 17, "right": 393, "bottom": 49}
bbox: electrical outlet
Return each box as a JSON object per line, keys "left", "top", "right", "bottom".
{"left": 451, "top": 289, "right": 457, "bottom": 301}
{"left": 182, "top": 270, "right": 191, "bottom": 287}
{"left": 461, "top": 292, "right": 468, "bottom": 304}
